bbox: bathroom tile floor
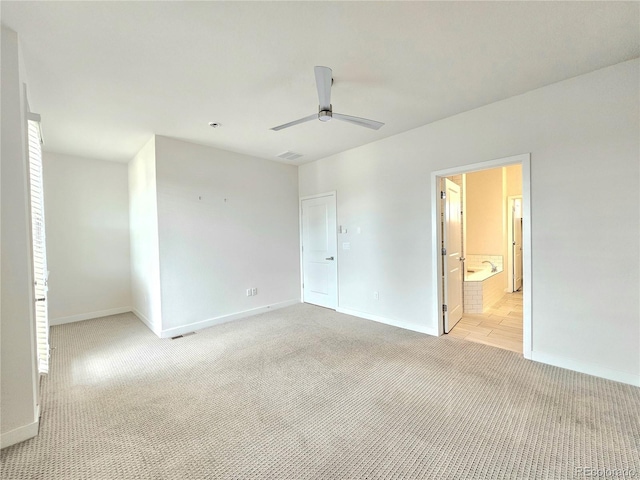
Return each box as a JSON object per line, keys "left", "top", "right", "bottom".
{"left": 448, "top": 291, "right": 523, "bottom": 354}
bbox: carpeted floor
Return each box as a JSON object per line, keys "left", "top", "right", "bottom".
{"left": 1, "top": 304, "right": 638, "bottom": 479}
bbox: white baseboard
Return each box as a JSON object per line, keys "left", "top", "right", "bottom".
{"left": 1, "top": 406, "right": 39, "bottom": 449}
{"left": 531, "top": 351, "right": 640, "bottom": 387}
{"left": 50, "top": 306, "right": 132, "bottom": 326}
{"left": 158, "top": 299, "right": 301, "bottom": 339}
{"left": 131, "top": 309, "right": 162, "bottom": 337}
{"left": 336, "top": 307, "right": 438, "bottom": 336}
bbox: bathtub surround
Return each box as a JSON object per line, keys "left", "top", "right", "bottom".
{"left": 464, "top": 254, "right": 503, "bottom": 275}
{"left": 464, "top": 272, "right": 507, "bottom": 314}
{"left": 463, "top": 254, "right": 506, "bottom": 313}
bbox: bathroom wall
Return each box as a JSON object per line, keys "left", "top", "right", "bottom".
{"left": 505, "top": 164, "right": 522, "bottom": 197}
{"left": 465, "top": 254, "right": 503, "bottom": 273}
{"left": 464, "top": 168, "right": 507, "bottom": 296}
{"left": 464, "top": 165, "right": 521, "bottom": 293}
{"left": 465, "top": 168, "right": 504, "bottom": 256}
{"left": 503, "top": 164, "right": 522, "bottom": 291}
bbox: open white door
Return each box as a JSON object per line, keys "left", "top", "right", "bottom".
{"left": 513, "top": 198, "right": 523, "bottom": 291}
{"left": 301, "top": 193, "right": 337, "bottom": 309}
{"left": 443, "top": 179, "right": 463, "bottom": 333}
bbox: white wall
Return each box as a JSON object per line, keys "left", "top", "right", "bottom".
{"left": 299, "top": 59, "right": 640, "bottom": 386}
{"left": 128, "top": 137, "right": 162, "bottom": 334}
{"left": 154, "top": 136, "right": 300, "bottom": 335}
{"left": 1, "top": 26, "right": 40, "bottom": 447}
{"left": 43, "top": 153, "right": 131, "bottom": 324}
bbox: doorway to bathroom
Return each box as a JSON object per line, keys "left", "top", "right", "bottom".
{"left": 431, "top": 154, "right": 532, "bottom": 358}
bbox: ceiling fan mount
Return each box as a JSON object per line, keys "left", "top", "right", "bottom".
{"left": 318, "top": 106, "right": 332, "bottom": 122}
{"left": 271, "top": 66, "right": 384, "bottom": 132}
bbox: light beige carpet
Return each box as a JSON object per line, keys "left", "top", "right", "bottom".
{"left": 1, "top": 304, "right": 638, "bottom": 479}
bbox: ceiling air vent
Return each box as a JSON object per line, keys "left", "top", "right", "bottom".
{"left": 276, "top": 151, "right": 303, "bottom": 161}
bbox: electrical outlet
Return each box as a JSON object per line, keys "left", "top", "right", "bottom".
{"left": 373, "top": 291, "right": 379, "bottom": 300}
{"left": 246, "top": 289, "right": 252, "bottom": 296}
{"left": 252, "top": 287, "right": 257, "bottom": 296}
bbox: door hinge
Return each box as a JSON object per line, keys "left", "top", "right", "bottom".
{"left": 440, "top": 191, "right": 446, "bottom": 199}
{"left": 442, "top": 304, "right": 448, "bottom": 313}
{"left": 441, "top": 247, "right": 447, "bottom": 256}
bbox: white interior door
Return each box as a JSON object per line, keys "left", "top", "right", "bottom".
{"left": 443, "top": 179, "right": 463, "bottom": 333}
{"left": 301, "top": 194, "right": 337, "bottom": 309}
{"left": 513, "top": 198, "right": 523, "bottom": 291}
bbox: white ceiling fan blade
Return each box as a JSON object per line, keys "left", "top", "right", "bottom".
{"left": 314, "top": 66, "right": 332, "bottom": 110}
{"left": 333, "top": 113, "right": 384, "bottom": 130}
{"left": 270, "top": 114, "right": 317, "bottom": 131}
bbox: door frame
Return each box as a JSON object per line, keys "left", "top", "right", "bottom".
{"left": 431, "top": 153, "right": 532, "bottom": 359}
{"left": 507, "top": 195, "right": 523, "bottom": 293}
{"left": 299, "top": 191, "right": 338, "bottom": 307}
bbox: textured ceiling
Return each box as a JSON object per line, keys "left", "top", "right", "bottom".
{"left": 2, "top": 1, "right": 638, "bottom": 164}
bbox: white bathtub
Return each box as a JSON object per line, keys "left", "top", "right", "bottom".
{"left": 464, "top": 268, "right": 500, "bottom": 282}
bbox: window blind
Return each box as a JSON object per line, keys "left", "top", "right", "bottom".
{"left": 28, "top": 116, "right": 49, "bottom": 375}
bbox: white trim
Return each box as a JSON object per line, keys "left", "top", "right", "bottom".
{"left": 1, "top": 405, "right": 39, "bottom": 449}
{"left": 158, "top": 299, "right": 300, "bottom": 339}
{"left": 131, "top": 308, "right": 162, "bottom": 336}
{"left": 337, "top": 307, "right": 439, "bottom": 336}
{"left": 521, "top": 157, "right": 532, "bottom": 359}
{"left": 531, "top": 351, "right": 640, "bottom": 387}
{"left": 49, "top": 306, "right": 132, "bottom": 326}
{"left": 299, "top": 191, "right": 337, "bottom": 202}
{"left": 299, "top": 191, "right": 338, "bottom": 309}
{"left": 506, "top": 195, "right": 523, "bottom": 293}
{"left": 431, "top": 153, "right": 532, "bottom": 358}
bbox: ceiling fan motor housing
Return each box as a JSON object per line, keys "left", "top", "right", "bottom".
{"left": 319, "top": 106, "right": 333, "bottom": 122}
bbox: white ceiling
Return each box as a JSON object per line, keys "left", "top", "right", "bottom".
{"left": 2, "top": 1, "right": 638, "bottom": 165}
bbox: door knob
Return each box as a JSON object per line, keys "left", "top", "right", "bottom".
{"left": 325, "top": 256, "right": 334, "bottom": 261}
{"left": 36, "top": 297, "right": 46, "bottom": 302}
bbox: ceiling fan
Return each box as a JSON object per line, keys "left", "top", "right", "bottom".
{"left": 270, "top": 66, "right": 385, "bottom": 131}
